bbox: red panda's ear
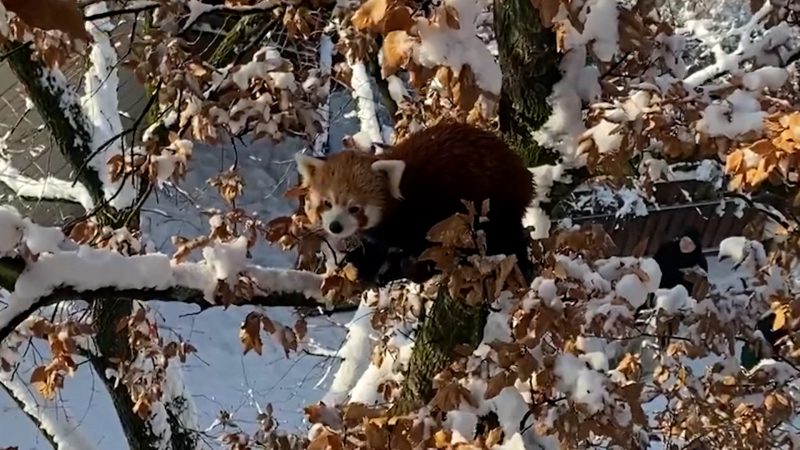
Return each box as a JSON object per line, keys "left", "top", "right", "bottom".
{"left": 295, "top": 153, "right": 325, "bottom": 184}
{"left": 371, "top": 160, "right": 405, "bottom": 200}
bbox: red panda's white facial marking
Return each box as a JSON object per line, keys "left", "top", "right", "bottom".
{"left": 679, "top": 236, "right": 696, "bottom": 253}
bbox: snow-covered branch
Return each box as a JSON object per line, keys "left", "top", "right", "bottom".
{"left": 0, "top": 156, "right": 94, "bottom": 211}
{"left": 81, "top": 2, "right": 137, "bottom": 209}
{"left": 347, "top": 61, "right": 384, "bottom": 151}
{"left": 312, "top": 33, "right": 334, "bottom": 155}
{"left": 0, "top": 254, "right": 325, "bottom": 343}
{"left": 180, "top": 0, "right": 286, "bottom": 33}
{"left": 321, "top": 295, "right": 376, "bottom": 406}
{"left": 0, "top": 206, "right": 325, "bottom": 344}
{"left": 0, "top": 371, "right": 97, "bottom": 450}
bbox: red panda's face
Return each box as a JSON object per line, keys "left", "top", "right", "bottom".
{"left": 295, "top": 151, "right": 406, "bottom": 239}
{"left": 304, "top": 189, "right": 381, "bottom": 238}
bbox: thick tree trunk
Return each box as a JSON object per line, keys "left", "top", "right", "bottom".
{"left": 494, "top": 0, "right": 562, "bottom": 167}
{"left": 393, "top": 289, "right": 486, "bottom": 414}
{"left": 395, "top": 1, "right": 562, "bottom": 412}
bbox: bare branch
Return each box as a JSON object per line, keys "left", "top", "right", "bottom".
{"left": 83, "top": 2, "right": 160, "bottom": 20}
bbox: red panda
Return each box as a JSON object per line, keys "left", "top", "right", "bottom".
{"left": 295, "top": 121, "right": 535, "bottom": 285}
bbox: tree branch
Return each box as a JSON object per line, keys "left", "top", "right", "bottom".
{"left": 0, "top": 255, "right": 325, "bottom": 343}
{"left": 1, "top": 42, "right": 105, "bottom": 205}
{"left": 84, "top": 2, "right": 160, "bottom": 20}
{"left": 0, "top": 371, "right": 97, "bottom": 450}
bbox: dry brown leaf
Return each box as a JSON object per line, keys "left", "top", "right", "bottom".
{"left": 352, "top": 0, "right": 388, "bottom": 32}
{"left": 304, "top": 403, "right": 344, "bottom": 429}
{"left": 484, "top": 371, "right": 511, "bottom": 400}
{"left": 426, "top": 213, "right": 475, "bottom": 249}
{"left": 383, "top": 5, "right": 415, "bottom": 33}
{"left": 772, "top": 304, "right": 789, "bottom": 332}
{"left": 531, "top": 0, "right": 561, "bottom": 28}
{"left": 133, "top": 393, "right": 151, "bottom": 419}
{"left": 381, "top": 30, "right": 416, "bottom": 77}
{"left": 443, "top": 4, "right": 460, "bottom": 30}
{"left": 418, "top": 246, "right": 458, "bottom": 273}
{"left": 294, "top": 318, "right": 308, "bottom": 341}
{"left": 240, "top": 312, "right": 263, "bottom": 355}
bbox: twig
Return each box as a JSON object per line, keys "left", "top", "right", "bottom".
{"left": 84, "top": 3, "right": 160, "bottom": 21}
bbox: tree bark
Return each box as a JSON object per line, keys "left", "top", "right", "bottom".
{"left": 395, "top": 1, "right": 562, "bottom": 412}
{"left": 393, "top": 289, "right": 486, "bottom": 414}
{"left": 2, "top": 43, "right": 105, "bottom": 202}
{"left": 494, "top": 0, "right": 562, "bottom": 167}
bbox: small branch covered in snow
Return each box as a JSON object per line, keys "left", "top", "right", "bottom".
{"left": 0, "top": 156, "right": 94, "bottom": 211}
{"left": 347, "top": 61, "right": 384, "bottom": 151}
{"left": 80, "top": 2, "right": 138, "bottom": 209}
{"left": 311, "top": 33, "right": 334, "bottom": 155}
{"left": 0, "top": 202, "right": 326, "bottom": 344}
{"left": 1, "top": 371, "right": 98, "bottom": 450}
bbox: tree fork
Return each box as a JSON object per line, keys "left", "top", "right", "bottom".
{"left": 1, "top": 42, "right": 105, "bottom": 202}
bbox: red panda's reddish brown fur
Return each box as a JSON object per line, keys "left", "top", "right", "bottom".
{"left": 297, "top": 121, "right": 535, "bottom": 284}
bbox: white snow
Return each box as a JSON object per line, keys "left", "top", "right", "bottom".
{"left": 742, "top": 66, "right": 789, "bottom": 91}
{"left": 654, "top": 285, "right": 692, "bottom": 315}
{"left": 81, "top": 2, "right": 138, "bottom": 208}
{"left": 202, "top": 236, "right": 249, "bottom": 287}
{"left": 616, "top": 273, "right": 648, "bottom": 309}
{"left": 320, "top": 294, "right": 376, "bottom": 406}
{"left": 348, "top": 62, "right": 384, "bottom": 149}
{"left": 413, "top": 0, "right": 502, "bottom": 95}
{"left": 698, "top": 89, "right": 766, "bottom": 139}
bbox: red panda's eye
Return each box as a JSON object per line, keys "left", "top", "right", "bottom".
{"left": 323, "top": 200, "right": 332, "bottom": 208}
{"left": 348, "top": 206, "right": 361, "bottom": 214}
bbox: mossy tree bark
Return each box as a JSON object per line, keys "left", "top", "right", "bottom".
{"left": 393, "top": 290, "right": 487, "bottom": 414}
{"left": 495, "top": 0, "right": 562, "bottom": 167}
{"left": 394, "top": 0, "right": 563, "bottom": 414}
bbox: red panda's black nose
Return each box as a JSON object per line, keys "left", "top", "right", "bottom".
{"left": 329, "top": 221, "right": 343, "bottom": 234}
